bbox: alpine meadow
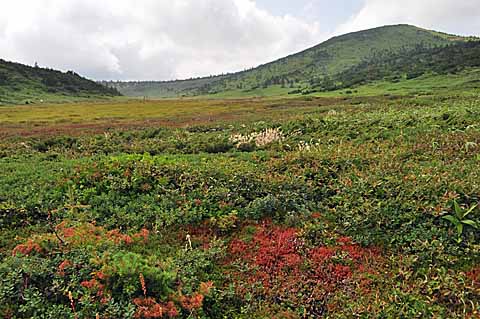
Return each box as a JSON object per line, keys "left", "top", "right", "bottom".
{"left": 0, "top": 4, "right": 479, "bottom": 318}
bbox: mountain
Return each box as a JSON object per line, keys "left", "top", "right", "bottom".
{"left": 0, "top": 59, "right": 121, "bottom": 105}
{"left": 106, "top": 24, "right": 472, "bottom": 98}
{"left": 307, "top": 40, "right": 480, "bottom": 93}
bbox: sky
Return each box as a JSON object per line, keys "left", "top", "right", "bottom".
{"left": 0, "top": 0, "right": 478, "bottom": 81}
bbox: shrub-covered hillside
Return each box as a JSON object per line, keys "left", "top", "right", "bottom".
{"left": 0, "top": 59, "right": 121, "bottom": 105}
{"left": 306, "top": 40, "right": 480, "bottom": 93}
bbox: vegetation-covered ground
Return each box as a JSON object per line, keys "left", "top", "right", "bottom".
{"left": 1, "top": 88, "right": 479, "bottom": 318}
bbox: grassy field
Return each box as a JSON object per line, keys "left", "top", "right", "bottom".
{"left": 0, "top": 95, "right": 384, "bottom": 139}
{"left": 0, "top": 89, "right": 479, "bottom": 318}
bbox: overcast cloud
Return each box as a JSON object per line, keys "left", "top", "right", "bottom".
{"left": 0, "top": 0, "right": 478, "bottom": 81}
{"left": 337, "top": 0, "right": 480, "bottom": 36}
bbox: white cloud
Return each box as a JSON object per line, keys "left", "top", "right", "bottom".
{"left": 336, "top": 0, "right": 480, "bottom": 37}
{"left": 2, "top": 0, "right": 477, "bottom": 81}
{"left": 0, "top": 0, "right": 325, "bottom": 80}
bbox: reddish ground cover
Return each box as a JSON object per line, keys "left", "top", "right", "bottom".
{"left": 226, "top": 222, "right": 383, "bottom": 316}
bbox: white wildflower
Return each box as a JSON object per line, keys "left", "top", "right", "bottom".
{"left": 229, "top": 127, "right": 285, "bottom": 148}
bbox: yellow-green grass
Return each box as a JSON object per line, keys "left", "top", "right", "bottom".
{"left": 0, "top": 96, "right": 356, "bottom": 125}
{"left": 0, "top": 97, "right": 361, "bottom": 139}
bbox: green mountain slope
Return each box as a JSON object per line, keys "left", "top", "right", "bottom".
{"left": 109, "top": 75, "right": 229, "bottom": 98}
{"left": 307, "top": 40, "right": 480, "bottom": 93}
{"left": 108, "top": 24, "right": 469, "bottom": 98}
{"left": 0, "top": 59, "right": 121, "bottom": 105}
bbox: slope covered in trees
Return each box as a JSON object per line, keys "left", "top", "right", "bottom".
{"left": 0, "top": 59, "right": 121, "bottom": 104}
{"left": 306, "top": 40, "right": 480, "bottom": 93}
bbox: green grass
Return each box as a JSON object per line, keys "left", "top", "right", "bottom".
{"left": 312, "top": 68, "right": 480, "bottom": 97}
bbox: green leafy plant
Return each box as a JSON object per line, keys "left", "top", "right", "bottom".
{"left": 442, "top": 200, "right": 478, "bottom": 243}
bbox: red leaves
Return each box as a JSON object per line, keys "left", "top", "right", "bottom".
{"left": 53, "top": 222, "right": 150, "bottom": 248}
{"left": 134, "top": 228, "right": 150, "bottom": 243}
{"left": 57, "top": 260, "right": 72, "bottom": 276}
{"left": 229, "top": 239, "right": 248, "bottom": 255}
{"left": 96, "top": 271, "right": 106, "bottom": 280}
{"left": 12, "top": 240, "right": 42, "bottom": 256}
{"left": 227, "top": 224, "right": 303, "bottom": 295}
{"left": 133, "top": 280, "right": 211, "bottom": 318}
{"left": 81, "top": 271, "right": 106, "bottom": 291}
{"left": 62, "top": 227, "right": 75, "bottom": 238}
{"left": 179, "top": 293, "right": 204, "bottom": 312}
{"left": 310, "top": 246, "right": 336, "bottom": 262}
{"left": 133, "top": 294, "right": 205, "bottom": 318}
{"left": 107, "top": 229, "right": 134, "bottom": 245}
{"left": 199, "top": 281, "right": 214, "bottom": 296}
{"left": 466, "top": 267, "right": 480, "bottom": 285}
{"left": 133, "top": 298, "right": 165, "bottom": 318}
{"left": 81, "top": 279, "right": 99, "bottom": 289}
{"left": 253, "top": 226, "right": 301, "bottom": 270}
{"left": 133, "top": 298, "right": 179, "bottom": 318}
{"left": 80, "top": 271, "right": 108, "bottom": 304}
{"left": 165, "top": 302, "right": 179, "bottom": 318}
{"left": 336, "top": 236, "right": 353, "bottom": 245}
{"left": 227, "top": 223, "right": 381, "bottom": 308}
{"left": 230, "top": 225, "right": 302, "bottom": 270}
{"left": 311, "top": 212, "right": 322, "bottom": 219}
{"left": 330, "top": 264, "right": 352, "bottom": 281}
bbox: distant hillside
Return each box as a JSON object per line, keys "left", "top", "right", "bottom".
{"left": 0, "top": 60, "right": 121, "bottom": 105}
{"left": 305, "top": 40, "right": 480, "bottom": 93}
{"left": 107, "top": 24, "right": 470, "bottom": 98}
{"left": 105, "top": 75, "right": 229, "bottom": 98}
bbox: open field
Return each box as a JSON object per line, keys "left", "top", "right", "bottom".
{"left": 1, "top": 72, "right": 478, "bottom": 136}
{"left": 1, "top": 90, "right": 479, "bottom": 318}
{"left": 0, "top": 95, "right": 396, "bottom": 138}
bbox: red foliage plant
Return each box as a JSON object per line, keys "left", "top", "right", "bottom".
{"left": 179, "top": 293, "right": 204, "bottom": 312}
{"left": 80, "top": 271, "right": 108, "bottom": 303}
{"left": 107, "top": 229, "right": 133, "bottom": 245}
{"left": 12, "top": 223, "right": 150, "bottom": 259}
{"left": 133, "top": 297, "right": 179, "bottom": 318}
{"left": 54, "top": 222, "right": 150, "bottom": 248}
{"left": 311, "top": 212, "right": 322, "bottom": 219}
{"left": 466, "top": 267, "right": 480, "bottom": 286}
{"left": 57, "top": 260, "right": 73, "bottom": 277}
{"left": 12, "top": 240, "right": 43, "bottom": 256}
{"left": 134, "top": 228, "right": 150, "bottom": 243}
{"left": 199, "top": 281, "right": 214, "bottom": 296}
{"left": 226, "top": 223, "right": 381, "bottom": 312}
{"left": 132, "top": 274, "right": 210, "bottom": 318}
